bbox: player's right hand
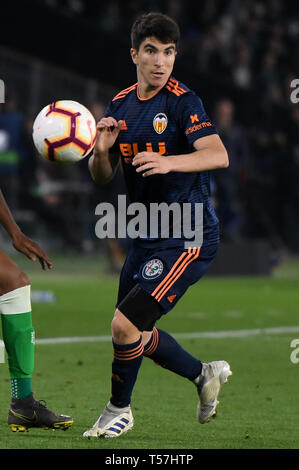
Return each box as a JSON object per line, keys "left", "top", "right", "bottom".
{"left": 94, "top": 117, "right": 123, "bottom": 154}
{"left": 12, "top": 231, "right": 53, "bottom": 270}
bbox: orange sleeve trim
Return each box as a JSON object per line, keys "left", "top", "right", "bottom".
{"left": 112, "top": 83, "right": 138, "bottom": 101}
{"left": 166, "top": 78, "right": 187, "bottom": 96}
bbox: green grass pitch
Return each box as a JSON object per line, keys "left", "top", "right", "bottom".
{"left": 0, "top": 253, "right": 299, "bottom": 449}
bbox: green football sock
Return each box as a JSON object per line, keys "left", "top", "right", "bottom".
{"left": 1, "top": 311, "right": 35, "bottom": 399}
{"left": 10, "top": 378, "right": 33, "bottom": 399}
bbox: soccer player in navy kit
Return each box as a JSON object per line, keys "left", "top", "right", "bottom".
{"left": 84, "top": 12, "right": 232, "bottom": 438}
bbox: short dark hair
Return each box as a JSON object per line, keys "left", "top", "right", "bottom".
{"left": 131, "top": 12, "right": 180, "bottom": 51}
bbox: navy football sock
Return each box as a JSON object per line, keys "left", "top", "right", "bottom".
{"left": 110, "top": 336, "right": 144, "bottom": 408}
{"left": 144, "top": 328, "right": 202, "bottom": 381}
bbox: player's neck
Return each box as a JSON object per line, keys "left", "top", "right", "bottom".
{"left": 137, "top": 75, "right": 165, "bottom": 100}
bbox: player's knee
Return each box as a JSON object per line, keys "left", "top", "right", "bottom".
{"left": 0, "top": 269, "right": 30, "bottom": 295}
{"left": 16, "top": 271, "right": 30, "bottom": 288}
{"left": 111, "top": 310, "right": 139, "bottom": 343}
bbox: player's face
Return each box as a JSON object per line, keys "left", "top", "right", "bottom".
{"left": 131, "top": 37, "right": 177, "bottom": 94}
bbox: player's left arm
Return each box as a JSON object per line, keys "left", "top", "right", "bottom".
{"left": 132, "top": 134, "right": 228, "bottom": 177}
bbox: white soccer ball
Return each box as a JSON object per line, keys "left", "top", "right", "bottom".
{"left": 32, "top": 100, "right": 97, "bottom": 163}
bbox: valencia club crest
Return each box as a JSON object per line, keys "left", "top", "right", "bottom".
{"left": 153, "top": 113, "right": 168, "bottom": 134}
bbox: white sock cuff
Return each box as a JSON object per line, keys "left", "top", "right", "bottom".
{"left": 0, "top": 285, "right": 31, "bottom": 315}
{"left": 107, "top": 401, "right": 131, "bottom": 412}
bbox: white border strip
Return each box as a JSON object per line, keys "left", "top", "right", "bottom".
{"left": 35, "top": 325, "right": 299, "bottom": 345}
{"left": 0, "top": 339, "right": 5, "bottom": 363}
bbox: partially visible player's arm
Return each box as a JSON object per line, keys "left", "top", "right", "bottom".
{"left": 132, "top": 134, "right": 229, "bottom": 176}
{"left": 89, "top": 117, "right": 123, "bottom": 184}
{"left": 0, "top": 189, "right": 52, "bottom": 269}
{"left": 0, "top": 189, "right": 21, "bottom": 241}
{"left": 171, "top": 134, "right": 229, "bottom": 172}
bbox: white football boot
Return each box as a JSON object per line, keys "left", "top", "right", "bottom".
{"left": 83, "top": 401, "right": 134, "bottom": 438}
{"left": 195, "top": 360, "right": 232, "bottom": 424}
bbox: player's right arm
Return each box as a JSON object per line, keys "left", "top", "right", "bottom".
{"left": 88, "top": 116, "right": 123, "bottom": 185}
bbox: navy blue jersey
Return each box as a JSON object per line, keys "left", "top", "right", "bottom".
{"left": 105, "top": 76, "right": 219, "bottom": 248}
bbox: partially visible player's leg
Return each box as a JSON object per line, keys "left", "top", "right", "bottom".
{"left": 139, "top": 246, "right": 207, "bottom": 382}
{"left": 139, "top": 244, "right": 232, "bottom": 424}
{"left": 143, "top": 327, "right": 202, "bottom": 380}
{"left": 83, "top": 244, "right": 232, "bottom": 438}
{"left": 83, "top": 284, "right": 161, "bottom": 438}
{"left": 0, "top": 250, "right": 73, "bottom": 432}
{"left": 82, "top": 309, "right": 138, "bottom": 438}
{"left": 0, "top": 250, "right": 34, "bottom": 401}
{"left": 143, "top": 327, "right": 232, "bottom": 423}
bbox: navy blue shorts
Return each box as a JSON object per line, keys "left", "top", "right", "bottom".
{"left": 116, "top": 242, "right": 219, "bottom": 317}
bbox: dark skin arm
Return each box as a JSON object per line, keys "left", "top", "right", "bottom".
{"left": 0, "top": 189, "right": 52, "bottom": 270}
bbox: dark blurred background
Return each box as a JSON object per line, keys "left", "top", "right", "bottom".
{"left": 0, "top": 0, "right": 299, "bottom": 274}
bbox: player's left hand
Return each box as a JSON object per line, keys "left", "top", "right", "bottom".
{"left": 12, "top": 232, "right": 53, "bottom": 270}
{"left": 132, "top": 152, "right": 171, "bottom": 177}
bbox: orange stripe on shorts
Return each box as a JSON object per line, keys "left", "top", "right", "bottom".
{"left": 151, "top": 251, "right": 188, "bottom": 299}
{"left": 154, "top": 248, "right": 201, "bottom": 302}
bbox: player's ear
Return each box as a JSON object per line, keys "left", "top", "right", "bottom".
{"left": 130, "top": 48, "right": 138, "bottom": 65}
